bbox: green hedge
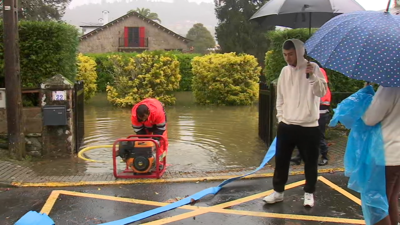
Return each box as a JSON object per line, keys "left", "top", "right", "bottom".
{"left": 192, "top": 53, "right": 260, "bottom": 106}
{"left": 85, "top": 53, "right": 138, "bottom": 92}
{"left": 264, "top": 28, "right": 364, "bottom": 93}
{"left": 86, "top": 51, "right": 199, "bottom": 92}
{"left": 174, "top": 53, "right": 200, "bottom": 91}
{"left": 106, "top": 51, "right": 181, "bottom": 107}
{"left": 0, "top": 21, "right": 79, "bottom": 87}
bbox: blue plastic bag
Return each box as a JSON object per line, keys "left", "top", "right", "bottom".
{"left": 329, "top": 86, "right": 388, "bottom": 225}
{"left": 14, "top": 211, "right": 55, "bottom": 225}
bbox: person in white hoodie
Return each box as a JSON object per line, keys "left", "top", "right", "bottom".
{"left": 263, "top": 39, "right": 327, "bottom": 207}
{"left": 362, "top": 84, "right": 400, "bottom": 225}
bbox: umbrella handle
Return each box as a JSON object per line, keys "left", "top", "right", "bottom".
{"left": 304, "top": 51, "right": 311, "bottom": 79}
{"left": 386, "top": 0, "right": 392, "bottom": 12}
{"left": 306, "top": 60, "right": 311, "bottom": 79}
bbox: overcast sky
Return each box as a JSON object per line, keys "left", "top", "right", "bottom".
{"left": 68, "top": 0, "right": 393, "bottom": 11}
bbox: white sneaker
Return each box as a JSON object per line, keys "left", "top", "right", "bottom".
{"left": 304, "top": 192, "right": 314, "bottom": 207}
{"left": 263, "top": 191, "right": 284, "bottom": 204}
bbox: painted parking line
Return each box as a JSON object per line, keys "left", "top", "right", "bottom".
{"left": 12, "top": 167, "right": 345, "bottom": 187}
{"left": 39, "top": 175, "right": 365, "bottom": 225}
{"left": 142, "top": 176, "right": 364, "bottom": 225}
{"left": 318, "top": 176, "right": 361, "bottom": 205}
{"left": 40, "top": 190, "right": 61, "bottom": 215}
{"left": 40, "top": 190, "right": 201, "bottom": 215}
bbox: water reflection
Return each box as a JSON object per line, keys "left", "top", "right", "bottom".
{"left": 83, "top": 92, "right": 267, "bottom": 172}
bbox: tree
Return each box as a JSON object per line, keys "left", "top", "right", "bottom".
{"left": 9, "top": 0, "right": 72, "bottom": 21}
{"left": 214, "top": 0, "right": 273, "bottom": 66}
{"left": 186, "top": 23, "right": 216, "bottom": 54}
{"left": 127, "top": 8, "right": 162, "bottom": 23}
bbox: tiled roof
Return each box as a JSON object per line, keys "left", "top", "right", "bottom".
{"left": 79, "top": 11, "right": 190, "bottom": 43}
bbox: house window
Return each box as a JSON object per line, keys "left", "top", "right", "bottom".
{"left": 124, "top": 27, "right": 146, "bottom": 47}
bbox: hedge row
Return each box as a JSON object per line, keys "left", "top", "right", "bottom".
{"left": 192, "top": 53, "right": 260, "bottom": 106}
{"left": 101, "top": 51, "right": 261, "bottom": 107}
{"left": 0, "top": 21, "right": 79, "bottom": 87}
{"left": 86, "top": 51, "right": 200, "bottom": 93}
{"left": 106, "top": 51, "right": 181, "bottom": 107}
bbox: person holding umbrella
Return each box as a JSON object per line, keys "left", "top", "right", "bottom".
{"left": 263, "top": 39, "right": 327, "bottom": 207}
{"left": 304, "top": 4, "right": 400, "bottom": 224}
{"left": 362, "top": 84, "right": 400, "bottom": 225}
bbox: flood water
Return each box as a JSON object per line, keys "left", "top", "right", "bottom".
{"left": 82, "top": 92, "right": 267, "bottom": 172}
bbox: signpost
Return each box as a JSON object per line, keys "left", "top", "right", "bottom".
{"left": 3, "top": 0, "right": 25, "bottom": 159}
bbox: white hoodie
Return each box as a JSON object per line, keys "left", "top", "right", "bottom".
{"left": 276, "top": 39, "right": 327, "bottom": 127}
{"left": 363, "top": 86, "right": 400, "bottom": 166}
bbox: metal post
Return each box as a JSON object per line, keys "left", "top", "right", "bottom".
{"left": 3, "top": 0, "right": 25, "bottom": 159}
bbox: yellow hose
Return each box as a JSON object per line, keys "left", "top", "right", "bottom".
{"left": 78, "top": 145, "right": 114, "bottom": 163}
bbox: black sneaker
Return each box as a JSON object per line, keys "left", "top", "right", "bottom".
{"left": 318, "top": 158, "right": 328, "bottom": 166}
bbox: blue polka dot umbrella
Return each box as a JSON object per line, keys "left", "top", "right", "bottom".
{"left": 305, "top": 11, "right": 400, "bottom": 87}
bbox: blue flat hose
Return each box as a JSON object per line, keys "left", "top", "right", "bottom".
{"left": 100, "top": 137, "right": 277, "bottom": 225}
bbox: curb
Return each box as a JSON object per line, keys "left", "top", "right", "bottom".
{"left": 10, "top": 168, "right": 345, "bottom": 187}
{"left": 0, "top": 180, "right": 17, "bottom": 188}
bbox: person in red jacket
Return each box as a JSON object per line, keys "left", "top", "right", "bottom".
{"left": 131, "top": 98, "right": 168, "bottom": 154}
{"left": 291, "top": 67, "right": 332, "bottom": 166}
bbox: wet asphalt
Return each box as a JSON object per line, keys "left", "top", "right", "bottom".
{"left": 0, "top": 173, "right": 365, "bottom": 225}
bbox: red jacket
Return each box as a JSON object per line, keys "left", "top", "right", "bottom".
{"left": 131, "top": 99, "right": 167, "bottom": 145}
{"left": 320, "top": 68, "right": 332, "bottom": 106}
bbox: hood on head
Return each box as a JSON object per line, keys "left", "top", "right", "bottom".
{"left": 282, "top": 39, "right": 308, "bottom": 68}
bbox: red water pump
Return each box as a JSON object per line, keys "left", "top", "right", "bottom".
{"left": 112, "top": 135, "right": 167, "bottom": 179}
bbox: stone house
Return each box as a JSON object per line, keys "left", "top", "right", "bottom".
{"left": 79, "top": 11, "right": 191, "bottom": 53}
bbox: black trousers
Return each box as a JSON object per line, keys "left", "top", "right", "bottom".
{"left": 273, "top": 122, "right": 320, "bottom": 193}
{"left": 319, "top": 113, "right": 330, "bottom": 158}
{"left": 295, "top": 112, "right": 330, "bottom": 159}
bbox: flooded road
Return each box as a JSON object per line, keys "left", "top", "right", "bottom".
{"left": 82, "top": 92, "right": 267, "bottom": 172}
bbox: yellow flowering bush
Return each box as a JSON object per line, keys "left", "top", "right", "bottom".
{"left": 76, "top": 53, "right": 98, "bottom": 101}
{"left": 191, "top": 53, "right": 260, "bottom": 106}
{"left": 106, "top": 51, "right": 181, "bottom": 107}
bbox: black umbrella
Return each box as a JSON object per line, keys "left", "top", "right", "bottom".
{"left": 250, "top": 0, "right": 365, "bottom": 34}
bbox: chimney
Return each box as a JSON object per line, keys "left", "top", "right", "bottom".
{"left": 102, "top": 10, "right": 110, "bottom": 25}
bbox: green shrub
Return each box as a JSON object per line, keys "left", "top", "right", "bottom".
{"left": 191, "top": 53, "right": 260, "bottom": 106}
{"left": 264, "top": 28, "right": 364, "bottom": 93}
{"left": 0, "top": 21, "right": 79, "bottom": 87}
{"left": 77, "top": 53, "right": 97, "bottom": 101}
{"left": 86, "top": 51, "right": 198, "bottom": 92}
{"left": 106, "top": 51, "right": 181, "bottom": 107}
{"left": 174, "top": 53, "right": 200, "bottom": 91}
{"left": 85, "top": 52, "right": 138, "bottom": 92}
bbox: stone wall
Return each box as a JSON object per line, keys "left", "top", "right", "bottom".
{"left": 79, "top": 15, "right": 189, "bottom": 53}
{"left": 0, "top": 134, "right": 43, "bottom": 157}
{"left": 0, "top": 107, "right": 42, "bottom": 134}
{"left": 0, "top": 108, "right": 43, "bottom": 156}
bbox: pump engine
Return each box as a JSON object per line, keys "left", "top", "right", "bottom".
{"left": 118, "top": 140, "right": 157, "bottom": 174}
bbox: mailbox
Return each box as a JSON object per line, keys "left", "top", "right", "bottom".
{"left": 43, "top": 105, "right": 67, "bottom": 126}
{"left": 0, "top": 88, "right": 5, "bottom": 109}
